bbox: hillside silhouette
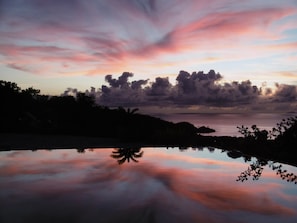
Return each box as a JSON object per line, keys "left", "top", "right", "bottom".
{"left": 0, "top": 80, "right": 213, "bottom": 143}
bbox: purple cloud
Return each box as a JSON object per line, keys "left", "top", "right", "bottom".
{"left": 60, "top": 69, "right": 296, "bottom": 113}
{"left": 273, "top": 83, "right": 297, "bottom": 102}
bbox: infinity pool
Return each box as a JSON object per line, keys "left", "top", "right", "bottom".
{"left": 0, "top": 147, "right": 296, "bottom": 223}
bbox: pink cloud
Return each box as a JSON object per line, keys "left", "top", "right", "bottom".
{"left": 268, "top": 41, "right": 297, "bottom": 51}
{"left": 275, "top": 71, "right": 297, "bottom": 79}
{"left": 168, "top": 8, "right": 295, "bottom": 47}
{"left": 0, "top": 0, "right": 296, "bottom": 80}
{"left": 144, "top": 149, "right": 247, "bottom": 169}
{"left": 83, "top": 6, "right": 295, "bottom": 72}
{"left": 121, "top": 162, "right": 296, "bottom": 216}
{"left": 183, "top": 186, "right": 294, "bottom": 215}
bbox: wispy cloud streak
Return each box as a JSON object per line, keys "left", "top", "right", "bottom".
{"left": 0, "top": 0, "right": 296, "bottom": 81}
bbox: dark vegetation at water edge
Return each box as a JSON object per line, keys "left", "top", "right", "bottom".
{"left": 198, "top": 116, "right": 297, "bottom": 166}
{"left": 0, "top": 80, "right": 296, "bottom": 166}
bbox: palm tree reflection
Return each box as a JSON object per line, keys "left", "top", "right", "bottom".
{"left": 111, "top": 147, "right": 143, "bottom": 165}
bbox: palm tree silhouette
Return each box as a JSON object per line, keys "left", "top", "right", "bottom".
{"left": 111, "top": 147, "right": 143, "bottom": 165}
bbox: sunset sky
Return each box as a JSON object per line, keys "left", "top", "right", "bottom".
{"left": 1, "top": 0, "right": 297, "bottom": 112}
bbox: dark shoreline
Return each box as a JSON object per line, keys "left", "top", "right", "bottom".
{"left": 1, "top": 133, "right": 297, "bottom": 168}
{"left": 1, "top": 80, "right": 296, "bottom": 167}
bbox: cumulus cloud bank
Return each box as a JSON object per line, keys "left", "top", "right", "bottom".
{"left": 62, "top": 70, "right": 297, "bottom": 112}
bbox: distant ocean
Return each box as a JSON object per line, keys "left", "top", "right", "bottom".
{"left": 154, "top": 113, "right": 296, "bottom": 137}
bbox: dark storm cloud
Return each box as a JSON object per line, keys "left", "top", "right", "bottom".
{"left": 99, "top": 72, "right": 149, "bottom": 107}
{"left": 62, "top": 70, "right": 267, "bottom": 108}
{"left": 99, "top": 73, "right": 174, "bottom": 106}
{"left": 105, "top": 72, "right": 134, "bottom": 88}
{"left": 216, "top": 80, "right": 260, "bottom": 105}
{"left": 147, "top": 77, "right": 172, "bottom": 96}
{"left": 174, "top": 70, "right": 223, "bottom": 104}
{"left": 173, "top": 70, "right": 261, "bottom": 106}
{"left": 131, "top": 79, "right": 149, "bottom": 90}
{"left": 273, "top": 83, "right": 297, "bottom": 102}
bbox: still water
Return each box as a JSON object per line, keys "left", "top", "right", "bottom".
{"left": 0, "top": 147, "right": 296, "bottom": 223}
{"left": 156, "top": 113, "right": 294, "bottom": 136}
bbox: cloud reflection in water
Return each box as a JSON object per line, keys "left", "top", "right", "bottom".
{"left": 0, "top": 148, "right": 296, "bottom": 223}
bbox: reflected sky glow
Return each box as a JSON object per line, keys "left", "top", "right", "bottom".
{"left": 0, "top": 148, "right": 297, "bottom": 223}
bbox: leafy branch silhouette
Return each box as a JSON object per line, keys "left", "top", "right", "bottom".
{"left": 236, "top": 159, "right": 266, "bottom": 182}
{"left": 237, "top": 116, "right": 297, "bottom": 140}
{"left": 268, "top": 162, "right": 297, "bottom": 184}
{"left": 237, "top": 159, "right": 297, "bottom": 184}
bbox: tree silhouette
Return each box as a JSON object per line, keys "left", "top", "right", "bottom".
{"left": 21, "top": 87, "right": 40, "bottom": 98}
{"left": 237, "top": 159, "right": 297, "bottom": 184}
{"left": 111, "top": 147, "right": 143, "bottom": 165}
{"left": 236, "top": 159, "right": 267, "bottom": 182}
{"left": 117, "top": 106, "right": 139, "bottom": 114}
{"left": 268, "top": 162, "right": 297, "bottom": 184}
{"left": 237, "top": 116, "right": 297, "bottom": 142}
{"left": 237, "top": 124, "right": 268, "bottom": 141}
{"left": 77, "top": 148, "right": 86, "bottom": 153}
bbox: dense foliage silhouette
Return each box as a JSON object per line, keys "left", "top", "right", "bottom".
{"left": 235, "top": 117, "right": 297, "bottom": 165}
